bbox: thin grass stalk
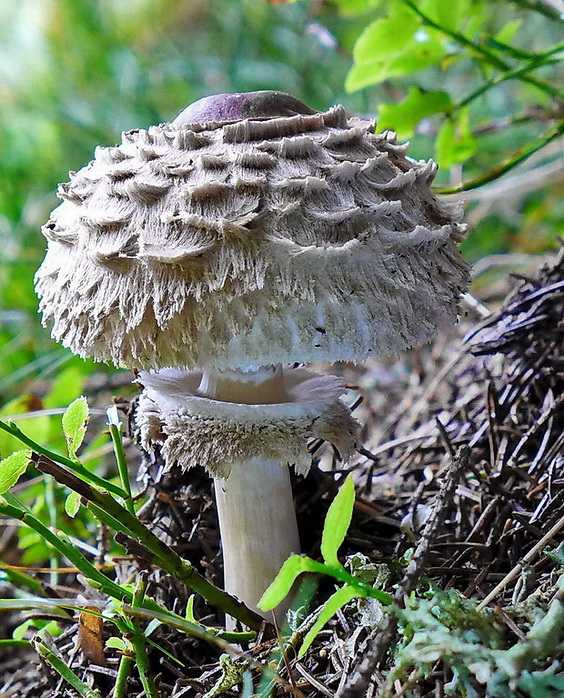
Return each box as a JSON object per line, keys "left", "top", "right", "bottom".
{"left": 31, "top": 637, "right": 102, "bottom": 698}
{"left": 33, "top": 453, "right": 264, "bottom": 629}
{"left": 0, "top": 419, "right": 127, "bottom": 498}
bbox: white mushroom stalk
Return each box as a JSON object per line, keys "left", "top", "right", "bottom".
{"left": 198, "top": 365, "right": 297, "bottom": 623}
{"left": 214, "top": 456, "right": 299, "bottom": 625}
{"left": 136, "top": 366, "right": 358, "bottom": 624}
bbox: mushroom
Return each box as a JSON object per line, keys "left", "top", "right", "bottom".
{"left": 36, "top": 90, "right": 470, "bottom": 624}
{"left": 135, "top": 366, "right": 357, "bottom": 625}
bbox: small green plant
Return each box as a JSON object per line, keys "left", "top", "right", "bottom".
{"left": 258, "top": 474, "right": 392, "bottom": 657}
{"left": 2, "top": 398, "right": 561, "bottom": 696}
{"left": 0, "top": 399, "right": 261, "bottom": 625}
{"left": 0, "top": 397, "right": 262, "bottom": 694}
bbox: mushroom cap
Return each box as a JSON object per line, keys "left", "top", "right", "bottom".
{"left": 36, "top": 91, "right": 470, "bottom": 371}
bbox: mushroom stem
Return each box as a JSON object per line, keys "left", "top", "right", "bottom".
{"left": 196, "top": 365, "right": 299, "bottom": 626}
{"left": 197, "top": 365, "right": 290, "bottom": 404}
{"left": 214, "top": 457, "right": 300, "bottom": 627}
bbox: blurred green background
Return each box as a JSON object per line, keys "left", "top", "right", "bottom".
{"left": 0, "top": 0, "right": 562, "bottom": 402}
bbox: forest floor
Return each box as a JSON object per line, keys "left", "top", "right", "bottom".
{"left": 0, "top": 247, "right": 562, "bottom": 697}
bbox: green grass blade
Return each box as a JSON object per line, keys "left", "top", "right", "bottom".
{"left": 321, "top": 475, "right": 355, "bottom": 568}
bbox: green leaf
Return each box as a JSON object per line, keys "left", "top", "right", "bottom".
{"left": 42, "top": 620, "right": 63, "bottom": 637}
{"left": 0, "top": 567, "right": 44, "bottom": 595}
{"left": 144, "top": 619, "right": 162, "bottom": 639}
{"left": 13, "top": 619, "right": 35, "bottom": 641}
{"left": 352, "top": 8, "right": 418, "bottom": 63}
{"left": 0, "top": 399, "right": 50, "bottom": 459}
{"left": 387, "top": 27, "right": 447, "bottom": 74}
{"left": 185, "top": 595, "right": 197, "bottom": 622}
{"left": 19, "top": 529, "right": 50, "bottom": 565}
{"left": 298, "top": 585, "right": 360, "bottom": 658}
{"left": 12, "top": 618, "right": 61, "bottom": 641}
{"left": 106, "top": 636, "right": 128, "bottom": 651}
{"left": 435, "top": 107, "right": 476, "bottom": 169}
{"left": 62, "top": 397, "right": 89, "bottom": 459}
{"left": 258, "top": 555, "right": 318, "bottom": 612}
{"left": 345, "top": 62, "right": 385, "bottom": 92}
{"left": 331, "top": 0, "right": 383, "bottom": 16}
{"left": 0, "top": 450, "right": 30, "bottom": 494}
{"left": 378, "top": 87, "right": 452, "bottom": 139}
{"left": 495, "top": 19, "right": 521, "bottom": 44}
{"left": 43, "top": 366, "right": 86, "bottom": 409}
{"left": 463, "top": 1, "right": 487, "bottom": 39}
{"left": 347, "top": 21, "right": 447, "bottom": 91}
{"left": 420, "top": 0, "right": 468, "bottom": 31}
{"left": 64, "top": 490, "right": 81, "bottom": 518}
{"left": 321, "top": 475, "right": 355, "bottom": 567}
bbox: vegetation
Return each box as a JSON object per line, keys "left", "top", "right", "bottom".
{"left": 0, "top": 0, "right": 562, "bottom": 695}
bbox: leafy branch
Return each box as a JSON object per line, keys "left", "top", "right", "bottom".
{"left": 401, "top": 0, "right": 560, "bottom": 99}
{"left": 0, "top": 399, "right": 263, "bottom": 630}
{"left": 457, "top": 45, "right": 564, "bottom": 109}
{"left": 434, "top": 119, "right": 563, "bottom": 193}
{"left": 31, "top": 452, "right": 262, "bottom": 629}
{"left": 0, "top": 417, "right": 128, "bottom": 499}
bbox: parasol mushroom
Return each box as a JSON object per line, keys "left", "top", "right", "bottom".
{"left": 36, "top": 90, "right": 470, "bottom": 624}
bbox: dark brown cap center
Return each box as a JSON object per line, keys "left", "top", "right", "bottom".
{"left": 172, "top": 90, "right": 317, "bottom": 126}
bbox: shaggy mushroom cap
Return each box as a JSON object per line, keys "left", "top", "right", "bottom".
{"left": 36, "top": 91, "right": 470, "bottom": 371}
